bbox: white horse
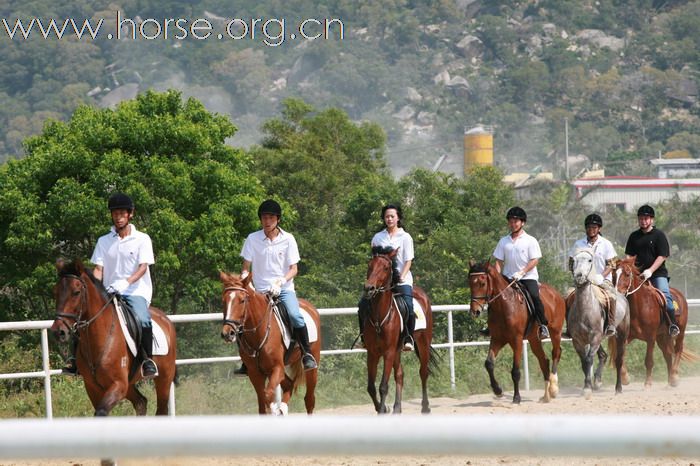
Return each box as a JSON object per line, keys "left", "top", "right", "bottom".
{"left": 570, "top": 248, "right": 630, "bottom": 398}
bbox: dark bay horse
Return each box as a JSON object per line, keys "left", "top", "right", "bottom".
{"left": 220, "top": 272, "right": 320, "bottom": 415}
{"left": 468, "top": 260, "right": 565, "bottom": 403}
{"left": 570, "top": 248, "right": 629, "bottom": 397}
{"left": 613, "top": 256, "right": 695, "bottom": 387}
{"left": 51, "top": 260, "right": 177, "bottom": 416}
{"left": 363, "top": 248, "right": 438, "bottom": 414}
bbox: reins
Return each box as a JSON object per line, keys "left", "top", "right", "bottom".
{"left": 222, "top": 286, "right": 274, "bottom": 359}
{"left": 366, "top": 254, "right": 397, "bottom": 334}
{"left": 469, "top": 271, "right": 518, "bottom": 304}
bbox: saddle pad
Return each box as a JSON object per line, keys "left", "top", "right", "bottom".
{"left": 651, "top": 288, "right": 680, "bottom": 316}
{"left": 274, "top": 307, "right": 318, "bottom": 350}
{"left": 115, "top": 300, "right": 169, "bottom": 356}
{"left": 413, "top": 298, "right": 427, "bottom": 331}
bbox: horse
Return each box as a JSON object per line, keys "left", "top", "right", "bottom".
{"left": 468, "top": 260, "right": 565, "bottom": 404}
{"left": 613, "top": 256, "right": 694, "bottom": 388}
{"left": 51, "top": 259, "right": 177, "bottom": 416}
{"left": 569, "top": 248, "right": 629, "bottom": 397}
{"left": 362, "top": 247, "right": 438, "bottom": 414}
{"left": 220, "top": 272, "right": 320, "bottom": 415}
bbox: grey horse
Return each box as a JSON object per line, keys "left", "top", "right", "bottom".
{"left": 570, "top": 248, "right": 630, "bottom": 397}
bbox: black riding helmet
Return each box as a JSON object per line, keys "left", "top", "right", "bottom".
{"left": 108, "top": 193, "right": 134, "bottom": 212}
{"left": 506, "top": 206, "right": 527, "bottom": 222}
{"left": 637, "top": 204, "right": 655, "bottom": 218}
{"left": 258, "top": 199, "right": 282, "bottom": 219}
{"left": 584, "top": 213, "right": 603, "bottom": 227}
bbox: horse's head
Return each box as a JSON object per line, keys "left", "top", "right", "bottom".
{"left": 572, "top": 248, "right": 595, "bottom": 286}
{"left": 51, "top": 259, "right": 90, "bottom": 343}
{"left": 219, "top": 271, "right": 252, "bottom": 343}
{"left": 364, "top": 246, "right": 398, "bottom": 299}
{"left": 468, "top": 260, "right": 492, "bottom": 317}
{"left": 614, "top": 256, "right": 640, "bottom": 295}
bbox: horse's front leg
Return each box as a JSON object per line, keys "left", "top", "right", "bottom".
{"left": 614, "top": 332, "right": 626, "bottom": 393}
{"left": 580, "top": 349, "right": 594, "bottom": 398}
{"left": 377, "top": 349, "right": 396, "bottom": 414}
{"left": 527, "top": 336, "right": 552, "bottom": 403}
{"left": 391, "top": 354, "right": 404, "bottom": 414}
{"left": 265, "top": 365, "right": 286, "bottom": 414}
{"left": 593, "top": 345, "right": 607, "bottom": 390}
{"left": 644, "top": 339, "right": 655, "bottom": 388}
{"left": 366, "top": 349, "right": 381, "bottom": 412}
{"left": 93, "top": 382, "right": 128, "bottom": 416}
{"left": 484, "top": 343, "right": 504, "bottom": 398}
{"left": 245, "top": 367, "right": 268, "bottom": 414}
{"left": 510, "top": 339, "right": 524, "bottom": 404}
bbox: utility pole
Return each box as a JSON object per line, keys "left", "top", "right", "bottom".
{"left": 565, "top": 117, "right": 570, "bottom": 181}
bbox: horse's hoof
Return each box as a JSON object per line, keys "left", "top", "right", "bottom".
{"left": 644, "top": 382, "right": 652, "bottom": 390}
{"left": 512, "top": 395, "right": 521, "bottom": 404}
{"left": 548, "top": 374, "right": 559, "bottom": 398}
{"left": 422, "top": 407, "right": 431, "bottom": 414}
{"left": 583, "top": 388, "right": 592, "bottom": 400}
{"left": 493, "top": 386, "right": 503, "bottom": 397}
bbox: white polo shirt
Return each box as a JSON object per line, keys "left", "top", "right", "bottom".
{"left": 371, "top": 228, "right": 415, "bottom": 286}
{"left": 493, "top": 231, "right": 542, "bottom": 281}
{"left": 90, "top": 224, "right": 155, "bottom": 304}
{"left": 569, "top": 235, "right": 617, "bottom": 281}
{"left": 241, "top": 228, "right": 300, "bottom": 293}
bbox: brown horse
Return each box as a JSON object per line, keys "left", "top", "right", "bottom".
{"left": 613, "top": 256, "right": 693, "bottom": 387}
{"left": 363, "top": 248, "right": 438, "bottom": 414}
{"left": 468, "top": 260, "right": 565, "bottom": 403}
{"left": 51, "top": 260, "right": 177, "bottom": 416}
{"left": 220, "top": 272, "right": 320, "bottom": 415}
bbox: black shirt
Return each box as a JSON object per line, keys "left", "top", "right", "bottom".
{"left": 624, "top": 227, "right": 670, "bottom": 278}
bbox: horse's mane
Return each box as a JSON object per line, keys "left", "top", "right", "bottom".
{"left": 617, "top": 256, "right": 639, "bottom": 272}
{"left": 469, "top": 261, "right": 489, "bottom": 274}
{"left": 371, "top": 246, "right": 401, "bottom": 287}
{"left": 58, "top": 260, "right": 110, "bottom": 300}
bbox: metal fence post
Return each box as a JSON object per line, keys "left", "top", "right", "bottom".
{"left": 40, "top": 329, "right": 53, "bottom": 420}
{"left": 448, "top": 310, "right": 456, "bottom": 391}
{"left": 522, "top": 339, "right": 530, "bottom": 392}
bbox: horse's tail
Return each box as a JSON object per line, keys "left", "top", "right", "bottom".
{"left": 415, "top": 344, "right": 442, "bottom": 376}
{"left": 607, "top": 336, "right": 617, "bottom": 368}
{"left": 680, "top": 348, "right": 700, "bottom": 362}
{"left": 291, "top": 360, "right": 305, "bottom": 392}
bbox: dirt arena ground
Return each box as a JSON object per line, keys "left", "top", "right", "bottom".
{"left": 4, "top": 375, "right": 700, "bottom": 466}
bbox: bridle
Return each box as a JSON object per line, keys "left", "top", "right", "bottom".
{"left": 618, "top": 265, "right": 648, "bottom": 296}
{"left": 573, "top": 250, "right": 595, "bottom": 288}
{"left": 365, "top": 254, "right": 396, "bottom": 333}
{"left": 222, "top": 286, "right": 274, "bottom": 358}
{"left": 55, "top": 274, "right": 113, "bottom": 332}
{"left": 469, "top": 270, "right": 517, "bottom": 310}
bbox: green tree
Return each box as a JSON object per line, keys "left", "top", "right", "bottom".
{"left": 0, "top": 90, "right": 264, "bottom": 321}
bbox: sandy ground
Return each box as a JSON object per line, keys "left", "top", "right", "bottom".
{"left": 4, "top": 376, "right": 700, "bottom": 466}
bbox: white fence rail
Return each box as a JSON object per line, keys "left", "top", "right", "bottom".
{"left": 1, "top": 301, "right": 699, "bottom": 419}
{"left": 2, "top": 415, "right": 700, "bottom": 459}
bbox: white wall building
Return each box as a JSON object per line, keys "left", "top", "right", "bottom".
{"left": 572, "top": 177, "right": 700, "bottom": 212}
{"left": 650, "top": 158, "right": 700, "bottom": 178}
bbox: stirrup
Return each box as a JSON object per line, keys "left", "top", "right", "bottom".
{"left": 538, "top": 325, "right": 550, "bottom": 339}
{"left": 61, "top": 362, "right": 79, "bottom": 376}
{"left": 605, "top": 325, "right": 616, "bottom": 337}
{"left": 669, "top": 324, "right": 680, "bottom": 337}
{"left": 479, "top": 327, "right": 490, "bottom": 337}
{"left": 562, "top": 329, "right": 571, "bottom": 338}
{"left": 233, "top": 363, "right": 247, "bottom": 376}
{"left": 353, "top": 334, "right": 366, "bottom": 350}
{"left": 141, "top": 359, "right": 159, "bottom": 379}
{"left": 402, "top": 336, "right": 414, "bottom": 352}
{"left": 302, "top": 353, "right": 318, "bottom": 371}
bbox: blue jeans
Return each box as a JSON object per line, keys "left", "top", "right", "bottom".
{"left": 124, "top": 295, "right": 152, "bottom": 328}
{"left": 650, "top": 277, "right": 674, "bottom": 313}
{"left": 394, "top": 284, "right": 414, "bottom": 316}
{"left": 279, "top": 289, "right": 305, "bottom": 329}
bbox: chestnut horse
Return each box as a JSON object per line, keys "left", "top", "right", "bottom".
{"left": 363, "top": 248, "right": 438, "bottom": 414}
{"left": 51, "top": 260, "right": 177, "bottom": 416}
{"left": 468, "top": 261, "right": 565, "bottom": 403}
{"left": 220, "top": 272, "right": 320, "bottom": 415}
{"left": 613, "top": 256, "right": 693, "bottom": 387}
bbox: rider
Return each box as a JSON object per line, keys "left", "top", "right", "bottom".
{"left": 625, "top": 204, "right": 679, "bottom": 337}
{"left": 566, "top": 213, "right": 618, "bottom": 336}
{"left": 237, "top": 199, "right": 317, "bottom": 374}
{"left": 492, "top": 206, "right": 549, "bottom": 340}
{"left": 357, "top": 204, "right": 416, "bottom": 351}
{"left": 70, "top": 193, "right": 158, "bottom": 379}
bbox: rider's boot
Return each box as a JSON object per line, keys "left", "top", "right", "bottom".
{"left": 534, "top": 302, "right": 550, "bottom": 340}
{"left": 140, "top": 326, "right": 159, "bottom": 379}
{"left": 605, "top": 294, "right": 617, "bottom": 337}
{"left": 667, "top": 308, "right": 680, "bottom": 337}
{"left": 233, "top": 341, "right": 247, "bottom": 376}
{"left": 403, "top": 310, "right": 416, "bottom": 351}
{"left": 295, "top": 325, "right": 318, "bottom": 371}
{"left": 356, "top": 309, "right": 366, "bottom": 349}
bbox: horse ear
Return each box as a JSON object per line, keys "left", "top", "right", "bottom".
{"left": 55, "top": 258, "right": 65, "bottom": 271}
{"left": 469, "top": 259, "right": 475, "bottom": 268}
{"left": 219, "top": 271, "right": 229, "bottom": 283}
{"left": 242, "top": 272, "right": 252, "bottom": 287}
{"left": 388, "top": 247, "right": 399, "bottom": 258}
{"left": 74, "top": 258, "right": 85, "bottom": 274}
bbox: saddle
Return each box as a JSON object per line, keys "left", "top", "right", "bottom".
{"left": 647, "top": 284, "right": 680, "bottom": 317}
{"left": 511, "top": 280, "right": 536, "bottom": 317}
{"left": 393, "top": 292, "right": 411, "bottom": 331}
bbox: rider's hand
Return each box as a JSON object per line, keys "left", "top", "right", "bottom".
{"left": 107, "top": 279, "right": 130, "bottom": 294}
{"left": 641, "top": 269, "right": 653, "bottom": 280}
{"left": 512, "top": 270, "right": 524, "bottom": 281}
{"left": 269, "top": 277, "right": 286, "bottom": 297}
{"left": 591, "top": 273, "right": 604, "bottom": 286}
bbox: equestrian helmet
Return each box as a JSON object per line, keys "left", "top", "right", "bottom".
{"left": 584, "top": 213, "right": 603, "bottom": 227}
{"left": 107, "top": 193, "right": 134, "bottom": 211}
{"left": 506, "top": 206, "right": 527, "bottom": 222}
{"left": 258, "top": 199, "right": 282, "bottom": 218}
{"left": 637, "top": 204, "right": 655, "bottom": 218}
